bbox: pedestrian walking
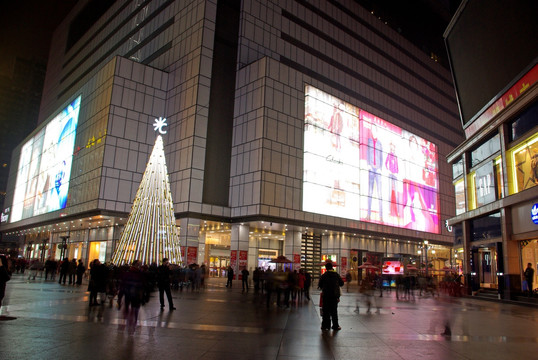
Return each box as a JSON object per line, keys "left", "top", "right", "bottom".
{"left": 68, "top": 258, "right": 77, "bottom": 285}
{"left": 318, "top": 262, "right": 344, "bottom": 331}
{"left": 58, "top": 257, "right": 69, "bottom": 284}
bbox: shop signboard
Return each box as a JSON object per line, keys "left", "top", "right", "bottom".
{"left": 475, "top": 162, "right": 496, "bottom": 207}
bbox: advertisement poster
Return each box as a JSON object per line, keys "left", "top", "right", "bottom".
{"left": 294, "top": 253, "right": 301, "bottom": 265}
{"left": 187, "top": 246, "right": 197, "bottom": 265}
{"left": 230, "top": 250, "right": 237, "bottom": 278}
{"left": 239, "top": 250, "right": 248, "bottom": 269}
{"left": 303, "top": 86, "right": 439, "bottom": 233}
{"left": 341, "top": 257, "right": 347, "bottom": 277}
{"left": 11, "top": 96, "right": 81, "bottom": 222}
{"left": 180, "top": 247, "right": 186, "bottom": 263}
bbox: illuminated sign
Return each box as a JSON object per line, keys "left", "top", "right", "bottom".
{"left": 11, "top": 96, "right": 81, "bottom": 222}
{"left": 153, "top": 117, "right": 168, "bottom": 134}
{"left": 303, "top": 85, "right": 439, "bottom": 233}
{"left": 532, "top": 204, "right": 538, "bottom": 225}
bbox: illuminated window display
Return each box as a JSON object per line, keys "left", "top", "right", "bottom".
{"left": 508, "top": 132, "right": 538, "bottom": 194}
{"left": 11, "top": 96, "right": 81, "bottom": 222}
{"left": 303, "top": 86, "right": 439, "bottom": 233}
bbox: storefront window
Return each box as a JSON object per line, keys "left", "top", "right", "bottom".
{"left": 467, "top": 172, "right": 477, "bottom": 211}
{"left": 88, "top": 241, "right": 106, "bottom": 263}
{"left": 452, "top": 157, "right": 464, "bottom": 180}
{"left": 511, "top": 100, "right": 538, "bottom": 142}
{"left": 471, "top": 133, "right": 501, "bottom": 168}
{"left": 521, "top": 240, "right": 537, "bottom": 292}
{"left": 471, "top": 213, "right": 502, "bottom": 242}
{"left": 494, "top": 155, "right": 504, "bottom": 199}
{"left": 507, "top": 132, "right": 538, "bottom": 194}
{"left": 454, "top": 179, "right": 465, "bottom": 215}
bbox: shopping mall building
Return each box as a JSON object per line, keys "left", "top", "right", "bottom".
{"left": 0, "top": 0, "right": 463, "bottom": 280}
{"left": 444, "top": 0, "right": 538, "bottom": 298}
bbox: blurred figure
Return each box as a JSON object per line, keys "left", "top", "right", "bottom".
{"left": 226, "top": 265, "right": 234, "bottom": 288}
{"left": 0, "top": 255, "right": 11, "bottom": 311}
{"left": 303, "top": 270, "right": 312, "bottom": 300}
{"left": 68, "top": 258, "right": 77, "bottom": 285}
{"left": 122, "top": 260, "right": 146, "bottom": 334}
{"left": 524, "top": 263, "right": 534, "bottom": 297}
{"left": 27, "top": 259, "right": 43, "bottom": 280}
{"left": 241, "top": 267, "right": 249, "bottom": 292}
{"left": 58, "top": 257, "right": 69, "bottom": 284}
{"left": 318, "top": 262, "right": 344, "bottom": 330}
{"left": 253, "top": 267, "right": 261, "bottom": 293}
{"left": 76, "top": 260, "right": 85, "bottom": 285}
{"left": 157, "top": 258, "right": 175, "bottom": 311}
{"left": 297, "top": 269, "right": 306, "bottom": 301}
{"left": 88, "top": 259, "right": 108, "bottom": 306}
{"left": 44, "top": 257, "right": 55, "bottom": 280}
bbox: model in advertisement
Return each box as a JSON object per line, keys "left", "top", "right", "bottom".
{"left": 367, "top": 123, "right": 383, "bottom": 222}
{"left": 385, "top": 141, "right": 399, "bottom": 218}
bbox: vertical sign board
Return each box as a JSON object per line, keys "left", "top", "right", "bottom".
{"left": 230, "top": 250, "right": 237, "bottom": 279}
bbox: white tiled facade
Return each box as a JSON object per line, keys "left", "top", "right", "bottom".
{"left": 2, "top": 0, "right": 463, "bottom": 271}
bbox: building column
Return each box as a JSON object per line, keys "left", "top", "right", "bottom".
{"left": 180, "top": 218, "right": 201, "bottom": 265}
{"left": 462, "top": 219, "right": 473, "bottom": 295}
{"left": 501, "top": 207, "right": 519, "bottom": 299}
{"left": 285, "top": 231, "right": 302, "bottom": 270}
{"left": 230, "top": 223, "right": 249, "bottom": 277}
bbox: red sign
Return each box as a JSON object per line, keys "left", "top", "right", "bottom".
{"left": 465, "top": 63, "right": 538, "bottom": 138}
{"left": 230, "top": 250, "right": 237, "bottom": 277}
{"left": 187, "top": 246, "right": 197, "bottom": 265}
{"left": 294, "top": 253, "right": 301, "bottom": 264}
{"left": 180, "top": 247, "right": 186, "bottom": 262}
{"left": 239, "top": 250, "right": 248, "bottom": 269}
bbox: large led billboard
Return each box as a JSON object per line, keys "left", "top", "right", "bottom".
{"left": 11, "top": 96, "right": 81, "bottom": 222}
{"left": 303, "top": 86, "right": 439, "bottom": 233}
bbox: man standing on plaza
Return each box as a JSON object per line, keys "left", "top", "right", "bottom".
{"left": 318, "top": 262, "right": 344, "bottom": 331}
{"left": 157, "top": 258, "right": 175, "bottom": 310}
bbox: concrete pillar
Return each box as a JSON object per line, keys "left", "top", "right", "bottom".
{"left": 230, "top": 223, "right": 249, "bottom": 277}
{"left": 284, "top": 231, "right": 302, "bottom": 270}
{"left": 179, "top": 218, "right": 201, "bottom": 265}
{"left": 462, "top": 219, "right": 473, "bottom": 295}
{"left": 501, "top": 207, "right": 520, "bottom": 299}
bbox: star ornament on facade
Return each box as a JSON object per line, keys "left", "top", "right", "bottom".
{"left": 153, "top": 117, "right": 168, "bottom": 134}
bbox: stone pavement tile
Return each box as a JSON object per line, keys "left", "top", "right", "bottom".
{"left": 442, "top": 342, "right": 538, "bottom": 360}
{"left": 331, "top": 344, "right": 403, "bottom": 360}
{"left": 325, "top": 332, "right": 386, "bottom": 347}
{"left": 387, "top": 342, "right": 469, "bottom": 360}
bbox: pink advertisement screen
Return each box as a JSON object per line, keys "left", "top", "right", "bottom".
{"left": 303, "top": 85, "right": 439, "bottom": 233}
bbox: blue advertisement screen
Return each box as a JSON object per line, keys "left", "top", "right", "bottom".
{"left": 11, "top": 96, "right": 81, "bottom": 222}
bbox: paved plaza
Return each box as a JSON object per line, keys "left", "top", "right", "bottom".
{"left": 1, "top": 273, "right": 537, "bottom": 360}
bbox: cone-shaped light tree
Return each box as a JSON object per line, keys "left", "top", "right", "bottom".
{"left": 111, "top": 135, "right": 182, "bottom": 265}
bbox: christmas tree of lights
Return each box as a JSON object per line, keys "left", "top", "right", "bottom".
{"left": 111, "top": 135, "right": 182, "bottom": 265}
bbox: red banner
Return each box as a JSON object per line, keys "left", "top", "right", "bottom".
{"left": 239, "top": 250, "right": 248, "bottom": 268}
{"left": 187, "top": 246, "right": 197, "bottom": 265}
{"left": 230, "top": 250, "right": 237, "bottom": 278}
{"left": 294, "top": 253, "right": 301, "bottom": 264}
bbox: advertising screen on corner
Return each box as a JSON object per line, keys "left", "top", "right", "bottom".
{"left": 303, "top": 86, "right": 439, "bottom": 233}
{"left": 10, "top": 96, "right": 81, "bottom": 222}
